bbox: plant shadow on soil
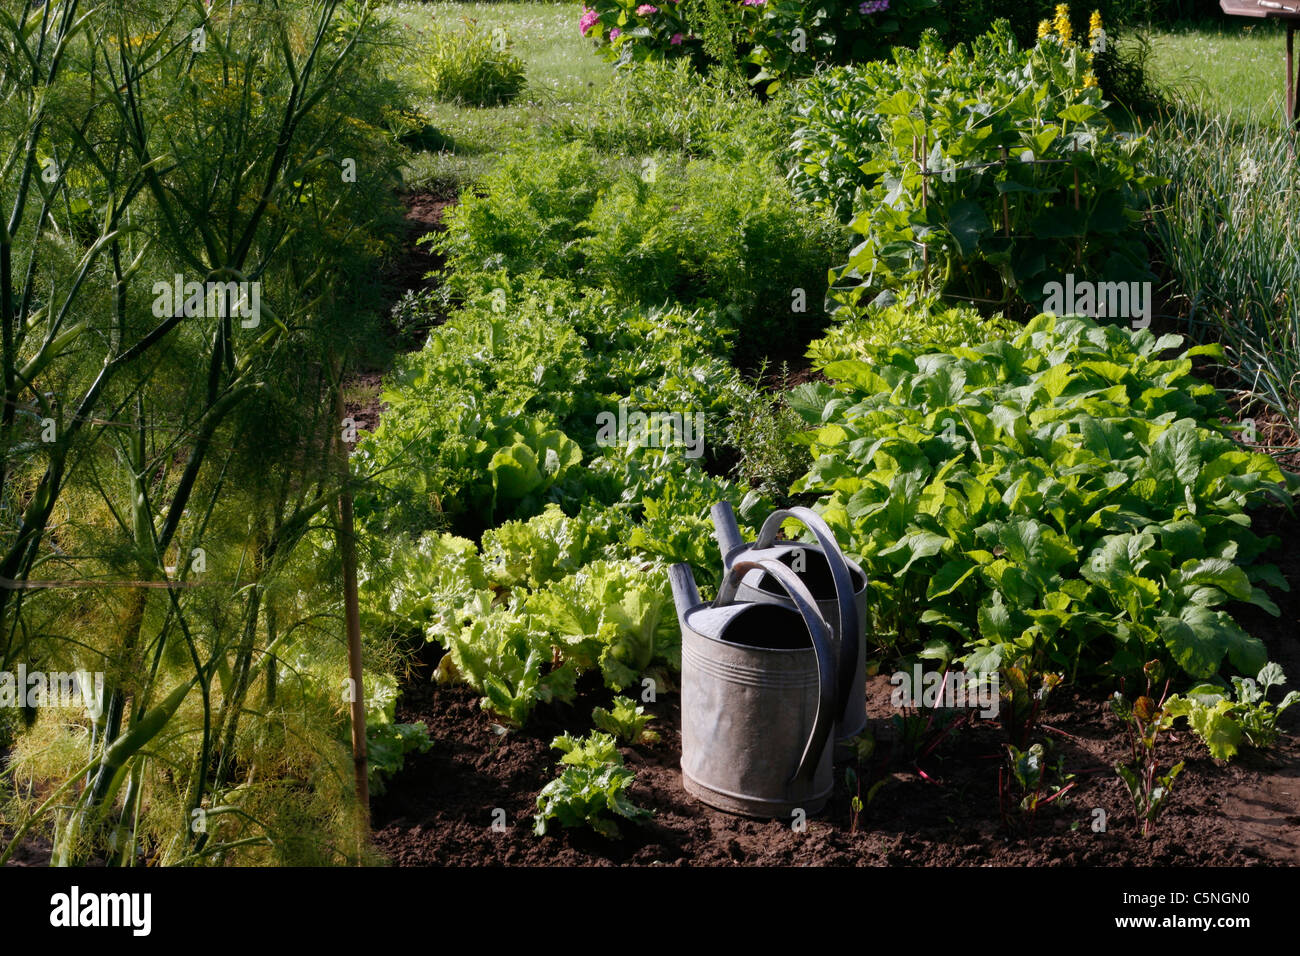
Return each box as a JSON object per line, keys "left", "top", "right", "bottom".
{"left": 371, "top": 501, "right": 1300, "bottom": 866}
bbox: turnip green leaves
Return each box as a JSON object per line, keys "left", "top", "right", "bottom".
{"left": 793, "top": 312, "right": 1292, "bottom": 682}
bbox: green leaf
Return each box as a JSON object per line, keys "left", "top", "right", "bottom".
{"left": 977, "top": 592, "right": 1014, "bottom": 641}
{"left": 1189, "top": 698, "right": 1242, "bottom": 760}
{"left": 1058, "top": 103, "right": 1100, "bottom": 123}
{"left": 489, "top": 443, "right": 542, "bottom": 500}
{"left": 963, "top": 643, "right": 1004, "bottom": 674}
{"left": 879, "top": 530, "right": 950, "bottom": 574}
{"left": 1171, "top": 558, "right": 1253, "bottom": 602}
{"left": 927, "top": 559, "right": 978, "bottom": 599}
{"left": 947, "top": 200, "right": 992, "bottom": 257}
{"left": 1157, "top": 605, "right": 1265, "bottom": 679}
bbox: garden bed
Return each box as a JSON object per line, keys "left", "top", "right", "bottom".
{"left": 372, "top": 510, "right": 1300, "bottom": 867}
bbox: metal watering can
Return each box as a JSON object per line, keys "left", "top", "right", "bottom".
{"left": 669, "top": 558, "right": 837, "bottom": 818}
{"left": 711, "top": 503, "right": 868, "bottom": 748}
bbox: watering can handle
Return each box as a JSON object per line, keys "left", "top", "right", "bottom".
{"left": 753, "top": 507, "right": 860, "bottom": 715}
{"left": 725, "top": 559, "right": 837, "bottom": 788}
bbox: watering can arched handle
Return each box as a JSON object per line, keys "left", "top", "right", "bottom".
{"left": 753, "top": 507, "right": 860, "bottom": 717}
{"left": 725, "top": 559, "right": 837, "bottom": 788}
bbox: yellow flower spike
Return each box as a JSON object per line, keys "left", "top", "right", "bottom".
{"left": 1089, "top": 9, "right": 1104, "bottom": 38}
{"left": 1082, "top": 71, "right": 1098, "bottom": 88}
{"left": 1054, "top": 3, "right": 1073, "bottom": 45}
{"left": 1038, "top": 19, "right": 1052, "bottom": 40}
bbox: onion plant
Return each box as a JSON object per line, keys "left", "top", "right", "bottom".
{"left": 1148, "top": 106, "right": 1300, "bottom": 439}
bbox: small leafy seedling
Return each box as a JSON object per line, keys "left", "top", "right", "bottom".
{"left": 844, "top": 766, "right": 887, "bottom": 834}
{"left": 1112, "top": 661, "right": 1183, "bottom": 838}
{"left": 999, "top": 740, "right": 1075, "bottom": 829}
{"left": 890, "top": 666, "right": 972, "bottom": 774}
{"left": 1164, "top": 662, "right": 1299, "bottom": 760}
{"left": 591, "top": 696, "right": 660, "bottom": 745}
{"left": 533, "top": 732, "right": 652, "bottom": 839}
{"left": 1000, "top": 655, "right": 1063, "bottom": 749}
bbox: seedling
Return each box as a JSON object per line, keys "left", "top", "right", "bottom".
{"left": 1164, "top": 662, "right": 1299, "bottom": 760}
{"left": 998, "top": 740, "right": 1076, "bottom": 831}
{"left": 1000, "top": 655, "right": 1063, "bottom": 749}
{"left": 844, "top": 764, "right": 887, "bottom": 835}
{"left": 591, "top": 696, "right": 660, "bottom": 745}
{"left": 533, "top": 732, "right": 652, "bottom": 839}
{"left": 1112, "top": 661, "right": 1183, "bottom": 838}
{"left": 890, "top": 666, "right": 973, "bottom": 777}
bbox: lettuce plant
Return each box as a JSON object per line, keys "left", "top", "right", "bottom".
{"left": 360, "top": 533, "right": 489, "bottom": 635}
{"left": 525, "top": 559, "right": 681, "bottom": 690}
{"left": 806, "top": 299, "right": 1018, "bottom": 366}
{"left": 480, "top": 504, "right": 626, "bottom": 590}
{"left": 433, "top": 592, "right": 580, "bottom": 726}
{"left": 364, "top": 677, "right": 432, "bottom": 797}
{"left": 427, "top": 536, "right": 683, "bottom": 722}
{"left": 1164, "top": 663, "right": 1299, "bottom": 760}
{"left": 592, "top": 696, "right": 661, "bottom": 744}
{"left": 533, "top": 732, "right": 652, "bottom": 838}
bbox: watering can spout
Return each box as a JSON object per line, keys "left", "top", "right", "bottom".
{"left": 711, "top": 501, "right": 745, "bottom": 566}
{"left": 668, "top": 563, "right": 702, "bottom": 631}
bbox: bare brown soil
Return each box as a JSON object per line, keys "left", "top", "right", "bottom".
{"left": 385, "top": 191, "right": 452, "bottom": 315}
{"left": 342, "top": 190, "right": 455, "bottom": 443}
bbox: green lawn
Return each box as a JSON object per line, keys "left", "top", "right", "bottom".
{"left": 1140, "top": 19, "right": 1292, "bottom": 124}
{"left": 382, "top": 1, "right": 611, "bottom": 188}
{"left": 381, "top": 7, "right": 1296, "bottom": 187}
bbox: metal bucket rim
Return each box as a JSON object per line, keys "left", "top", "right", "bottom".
{"left": 684, "top": 625, "right": 820, "bottom": 656}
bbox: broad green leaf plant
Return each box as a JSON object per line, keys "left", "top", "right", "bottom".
{"left": 790, "top": 312, "right": 1294, "bottom": 683}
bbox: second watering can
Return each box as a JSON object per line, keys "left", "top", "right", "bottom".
{"left": 670, "top": 558, "right": 838, "bottom": 818}
{"left": 711, "top": 502, "right": 868, "bottom": 746}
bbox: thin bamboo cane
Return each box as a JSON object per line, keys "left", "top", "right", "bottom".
{"left": 920, "top": 132, "right": 929, "bottom": 290}
{"left": 1000, "top": 147, "right": 1011, "bottom": 237}
{"left": 332, "top": 359, "right": 369, "bottom": 857}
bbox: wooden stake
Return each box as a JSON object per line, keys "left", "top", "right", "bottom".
{"left": 332, "top": 358, "right": 369, "bottom": 859}
{"left": 1073, "top": 138, "right": 1081, "bottom": 211}
{"left": 1000, "top": 146, "right": 1011, "bottom": 237}
{"left": 921, "top": 132, "right": 929, "bottom": 288}
{"left": 1073, "top": 138, "right": 1082, "bottom": 267}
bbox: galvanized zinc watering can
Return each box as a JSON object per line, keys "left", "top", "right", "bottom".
{"left": 670, "top": 558, "right": 837, "bottom": 818}
{"left": 710, "top": 502, "right": 868, "bottom": 746}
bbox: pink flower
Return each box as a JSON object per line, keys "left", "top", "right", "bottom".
{"left": 610, "top": 27, "right": 622, "bottom": 39}
{"left": 670, "top": 32, "right": 683, "bottom": 44}
{"left": 636, "top": 4, "right": 658, "bottom": 13}
{"left": 741, "top": 0, "right": 765, "bottom": 6}
{"left": 579, "top": 6, "right": 599, "bottom": 35}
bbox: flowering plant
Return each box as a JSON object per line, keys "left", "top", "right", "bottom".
{"left": 578, "top": 0, "right": 695, "bottom": 66}
{"left": 789, "top": 21, "right": 1160, "bottom": 310}
{"left": 576, "top": 0, "right": 942, "bottom": 84}
{"left": 1037, "top": 4, "right": 1107, "bottom": 90}
{"left": 739, "top": 0, "right": 944, "bottom": 92}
